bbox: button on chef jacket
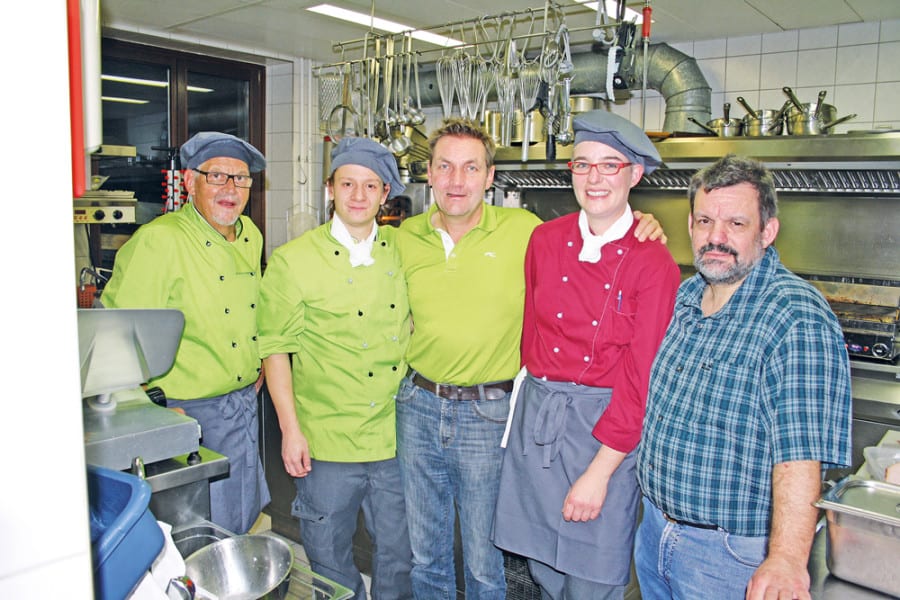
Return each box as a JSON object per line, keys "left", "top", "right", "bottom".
{"left": 101, "top": 203, "right": 263, "bottom": 400}
{"left": 257, "top": 223, "right": 410, "bottom": 462}
{"left": 520, "top": 211, "right": 680, "bottom": 453}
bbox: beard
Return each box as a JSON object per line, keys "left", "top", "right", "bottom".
{"left": 693, "top": 240, "right": 764, "bottom": 285}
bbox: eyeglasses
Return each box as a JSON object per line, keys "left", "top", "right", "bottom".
{"left": 567, "top": 161, "right": 633, "bottom": 176}
{"left": 193, "top": 169, "right": 253, "bottom": 188}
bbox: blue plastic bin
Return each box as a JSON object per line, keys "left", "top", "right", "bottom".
{"left": 87, "top": 465, "right": 164, "bottom": 600}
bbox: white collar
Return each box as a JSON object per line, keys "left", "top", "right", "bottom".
{"left": 577, "top": 205, "right": 633, "bottom": 263}
{"left": 330, "top": 214, "right": 377, "bottom": 267}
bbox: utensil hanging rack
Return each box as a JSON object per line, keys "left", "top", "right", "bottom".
{"left": 313, "top": 2, "right": 629, "bottom": 73}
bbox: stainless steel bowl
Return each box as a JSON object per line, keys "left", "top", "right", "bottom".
{"left": 184, "top": 534, "right": 293, "bottom": 600}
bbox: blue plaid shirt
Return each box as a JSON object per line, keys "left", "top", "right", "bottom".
{"left": 638, "top": 247, "right": 852, "bottom": 537}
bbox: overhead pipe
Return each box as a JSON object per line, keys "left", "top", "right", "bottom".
{"left": 415, "top": 42, "right": 711, "bottom": 133}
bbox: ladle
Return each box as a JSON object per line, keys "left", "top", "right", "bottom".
{"left": 407, "top": 42, "right": 426, "bottom": 126}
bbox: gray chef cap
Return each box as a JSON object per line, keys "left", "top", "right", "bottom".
{"left": 330, "top": 137, "right": 406, "bottom": 199}
{"left": 181, "top": 132, "right": 267, "bottom": 172}
{"left": 573, "top": 111, "right": 662, "bottom": 174}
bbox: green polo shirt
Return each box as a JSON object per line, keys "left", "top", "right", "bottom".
{"left": 101, "top": 204, "right": 263, "bottom": 399}
{"left": 257, "top": 223, "right": 410, "bottom": 462}
{"left": 397, "top": 202, "right": 541, "bottom": 386}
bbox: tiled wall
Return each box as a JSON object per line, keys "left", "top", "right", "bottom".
{"left": 611, "top": 19, "right": 900, "bottom": 132}
{"left": 267, "top": 19, "right": 900, "bottom": 256}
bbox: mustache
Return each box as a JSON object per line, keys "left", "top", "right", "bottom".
{"left": 698, "top": 243, "right": 738, "bottom": 258}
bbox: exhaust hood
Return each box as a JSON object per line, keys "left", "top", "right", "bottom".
{"left": 493, "top": 131, "right": 900, "bottom": 194}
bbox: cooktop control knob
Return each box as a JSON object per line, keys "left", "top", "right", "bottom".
{"left": 112, "top": 209, "right": 124, "bottom": 220}
{"left": 871, "top": 343, "right": 889, "bottom": 358}
{"left": 93, "top": 209, "right": 105, "bottom": 221}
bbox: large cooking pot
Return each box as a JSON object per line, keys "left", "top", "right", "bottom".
{"left": 736, "top": 96, "right": 783, "bottom": 136}
{"left": 184, "top": 534, "right": 293, "bottom": 599}
{"left": 781, "top": 87, "right": 856, "bottom": 135}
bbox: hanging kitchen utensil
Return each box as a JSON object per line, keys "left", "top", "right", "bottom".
{"left": 408, "top": 49, "right": 426, "bottom": 126}
{"left": 317, "top": 67, "right": 342, "bottom": 133}
{"left": 327, "top": 62, "right": 359, "bottom": 142}
{"left": 403, "top": 33, "right": 425, "bottom": 126}
{"left": 436, "top": 51, "right": 456, "bottom": 118}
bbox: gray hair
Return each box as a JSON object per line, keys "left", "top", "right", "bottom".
{"left": 688, "top": 154, "right": 778, "bottom": 228}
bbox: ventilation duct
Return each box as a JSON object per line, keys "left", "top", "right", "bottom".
{"left": 415, "top": 42, "right": 711, "bottom": 132}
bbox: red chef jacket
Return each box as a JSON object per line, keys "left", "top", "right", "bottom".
{"left": 521, "top": 211, "right": 680, "bottom": 453}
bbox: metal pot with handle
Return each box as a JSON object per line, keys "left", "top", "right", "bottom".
{"left": 736, "top": 96, "right": 783, "bottom": 136}
{"left": 686, "top": 112, "right": 741, "bottom": 137}
{"left": 782, "top": 87, "right": 856, "bottom": 135}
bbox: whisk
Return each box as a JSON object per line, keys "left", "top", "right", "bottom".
{"left": 436, "top": 53, "right": 456, "bottom": 118}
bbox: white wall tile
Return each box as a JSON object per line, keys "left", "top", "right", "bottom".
{"left": 836, "top": 44, "right": 878, "bottom": 84}
{"left": 838, "top": 22, "right": 880, "bottom": 46}
{"left": 880, "top": 19, "right": 900, "bottom": 42}
{"left": 758, "top": 89, "right": 789, "bottom": 111}
{"left": 727, "top": 34, "right": 762, "bottom": 56}
{"left": 268, "top": 132, "right": 293, "bottom": 164}
{"left": 874, "top": 81, "right": 900, "bottom": 123}
{"left": 667, "top": 41, "right": 694, "bottom": 56}
{"left": 693, "top": 38, "right": 727, "bottom": 59}
{"left": 797, "top": 48, "right": 837, "bottom": 87}
{"left": 269, "top": 103, "right": 294, "bottom": 134}
{"left": 725, "top": 54, "right": 761, "bottom": 92}
{"left": 697, "top": 57, "right": 726, "bottom": 93}
{"left": 760, "top": 51, "right": 798, "bottom": 89}
{"left": 762, "top": 30, "right": 798, "bottom": 53}
{"left": 876, "top": 41, "right": 900, "bottom": 81}
{"left": 799, "top": 26, "right": 838, "bottom": 50}
{"left": 833, "top": 83, "right": 876, "bottom": 123}
{"left": 269, "top": 74, "right": 294, "bottom": 105}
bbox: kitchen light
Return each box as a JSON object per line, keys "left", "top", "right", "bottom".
{"left": 306, "top": 4, "right": 463, "bottom": 47}
{"left": 101, "top": 96, "right": 149, "bottom": 104}
{"left": 576, "top": 0, "right": 645, "bottom": 23}
{"left": 100, "top": 74, "right": 213, "bottom": 93}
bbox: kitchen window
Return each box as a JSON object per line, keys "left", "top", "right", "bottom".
{"left": 91, "top": 39, "right": 265, "bottom": 268}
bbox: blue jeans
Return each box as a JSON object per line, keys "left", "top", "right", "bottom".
{"left": 395, "top": 376, "right": 509, "bottom": 600}
{"left": 292, "top": 458, "right": 413, "bottom": 600}
{"left": 634, "top": 496, "right": 767, "bottom": 600}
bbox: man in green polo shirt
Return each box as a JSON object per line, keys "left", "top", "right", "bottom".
{"left": 394, "top": 117, "right": 664, "bottom": 599}
{"left": 258, "top": 137, "right": 413, "bottom": 599}
{"left": 101, "top": 131, "right": 271, "bottom": 535}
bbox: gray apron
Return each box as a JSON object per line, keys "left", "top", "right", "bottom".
{"left": 493, "top": 374, "right": 640, "bottom": 585}
{"left": 169, "top": 384, "right": 271, "bottom": 534}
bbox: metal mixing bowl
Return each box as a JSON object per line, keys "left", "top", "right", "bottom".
{"left": 184, "top": 534, "right": 293, "bottom": 600}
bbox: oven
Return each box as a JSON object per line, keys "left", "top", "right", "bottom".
{"left": 492, "top": 132, "right": 900, "bottom": 478}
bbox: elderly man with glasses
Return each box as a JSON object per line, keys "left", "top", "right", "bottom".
{"left": 101, "top": 131, "right": 271, "bottom": 535}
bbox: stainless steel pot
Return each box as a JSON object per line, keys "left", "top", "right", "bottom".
{"left": 686, "top": 115, "right": 742, "bottom": 137}
{"left": 736, "top": 96, "right": 783, "bottom": 136}
{"left": 781, "top": 87, "right": 856, "bottom": 135}
{"left": 784, "top": 101, "right": 856, "bottom": 135}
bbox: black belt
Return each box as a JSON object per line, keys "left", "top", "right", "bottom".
{"left": 409, "top": 370, "right": 513, "bottom": 401}
{"left": 663, "top": 512, "right": 719, "bottom": 530}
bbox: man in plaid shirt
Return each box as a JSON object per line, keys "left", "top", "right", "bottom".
{"left": 635, "top": 154, "right": 852, "bottom": 600}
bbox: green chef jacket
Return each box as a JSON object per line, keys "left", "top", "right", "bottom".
{"left": 257, "top": 223, "right": 410, "bottom": 462}
{"left": 101, "top": 203, "right": 263, "bottom": 399}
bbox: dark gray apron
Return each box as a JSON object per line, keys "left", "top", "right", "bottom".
{"left": 493, "top": 374, "right": 640, "bottom": 585}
